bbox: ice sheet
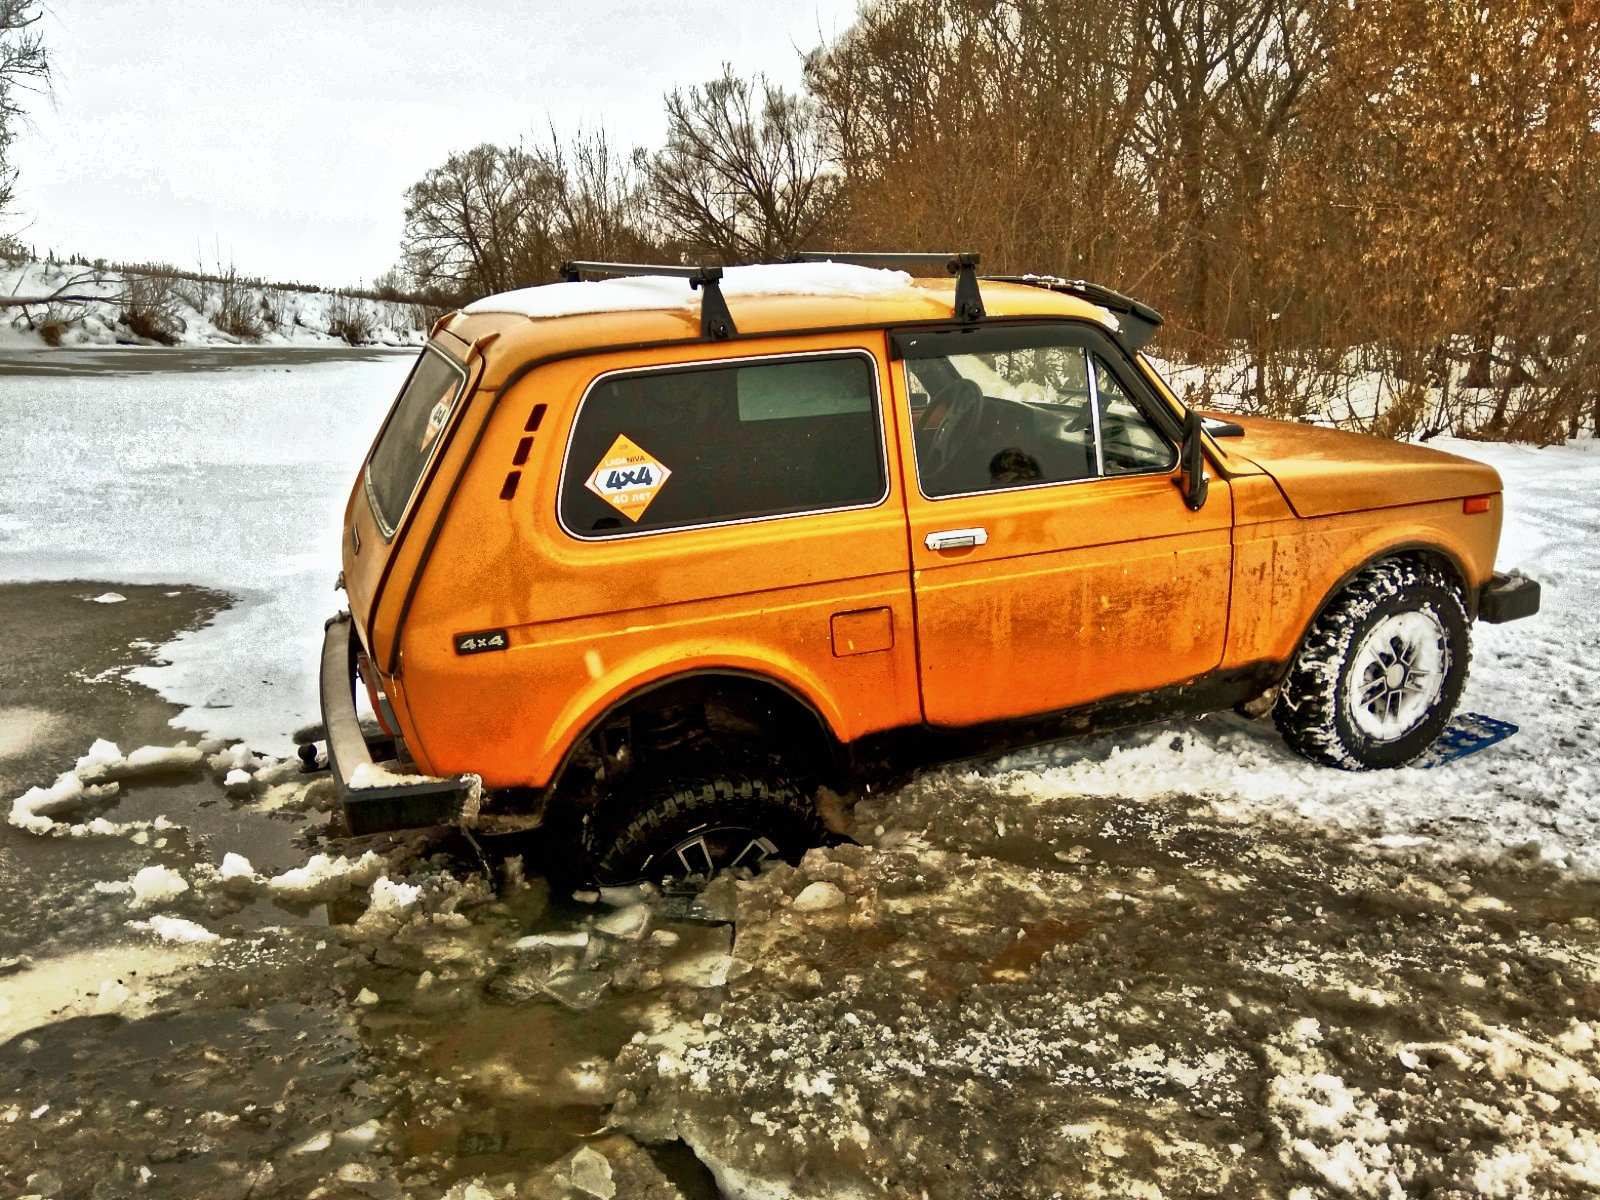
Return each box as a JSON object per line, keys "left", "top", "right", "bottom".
{"left": 0, "top": 356, "right": 410, "bottom": 753}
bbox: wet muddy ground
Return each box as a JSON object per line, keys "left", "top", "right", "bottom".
{"left": 3, "top": 583, "right": 1599, "bottom": 1199}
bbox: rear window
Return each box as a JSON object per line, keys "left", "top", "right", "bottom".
{"left": 365, "top": 346, "right": 469, "bottom": 536}
{"left": 560, "top": 353, "right": 885, "bottom": 537}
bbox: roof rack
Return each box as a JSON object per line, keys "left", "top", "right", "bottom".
{"left": 794, "top": 251, "right": 985, "bottom": 323}
{"left": 559, "top": 261, "right": 737, "bottom": 340}
{"left": 987, "top": 275, "right": 1165, "bottom": 350}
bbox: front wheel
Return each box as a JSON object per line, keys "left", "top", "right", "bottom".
{"left": 584, "top": 776, "right": 826, "bottom": 887}
{"left": 1274, "top": 559, "right": 1471, "bottom": 770}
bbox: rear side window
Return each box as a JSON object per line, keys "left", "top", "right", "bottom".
{"left": 560, "top": 353, "right": 885, "bottom": 537}
{"left": 365, "top": 346, "right": 469, "bottom": 536}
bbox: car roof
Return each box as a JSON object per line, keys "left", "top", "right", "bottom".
{"left": 434, "top": 262, "right": 1125, "bottom": 386}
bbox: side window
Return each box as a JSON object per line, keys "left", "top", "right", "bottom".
{"left": 903, "top": 328, "right": 1175, "bottom": 499}
{"left": 1093, "top": 355, "right": 1178, "bottom": 475}
{"left": 560, "top": 354, "right": 885, "bottom": 537}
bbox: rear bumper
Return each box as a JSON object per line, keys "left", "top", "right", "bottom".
{"left": 320, "top": 611, "right": 479, "bottom": 835}
{"left": 1477, "top": 571, "right": 1541, "bottom": 624}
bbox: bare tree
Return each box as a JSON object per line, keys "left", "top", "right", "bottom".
{"left": 400, "top": 143, "right": 565, "bottom": 302}
{"left": 544, "top": 125, "right": 656, "bottom": 263}
{"left": 648, "top": 65, "right": 841, "bottom": 262}
{"left": 0, "top": 0, "right": 49, "bottom": 214}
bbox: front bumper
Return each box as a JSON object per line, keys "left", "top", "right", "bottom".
{"left": 320, "top": 611, "right": 479, "bottom": 835}
{"left": 1477, "top": 571, "right": 1541, "bottom": 624}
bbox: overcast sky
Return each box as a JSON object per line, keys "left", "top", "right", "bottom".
{"left": 10, "top": 0, "right": 860, "bottom": 287}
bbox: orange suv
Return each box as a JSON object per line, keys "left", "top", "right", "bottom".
{"left": 318, "top": 253, "right": 1539, "bottom": 883}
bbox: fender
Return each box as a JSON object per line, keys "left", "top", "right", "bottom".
{"left": 531, "top": 643, "right": 849, "bottom": 789}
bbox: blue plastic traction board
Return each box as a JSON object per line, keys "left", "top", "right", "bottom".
{"left": 1415, "top": 712, "right": 1519, "bottom": 769}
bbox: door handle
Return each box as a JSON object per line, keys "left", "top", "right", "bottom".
{"left": 925, "top": 527, "right": 989, "bottom": 551}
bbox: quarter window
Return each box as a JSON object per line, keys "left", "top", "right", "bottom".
{"left": 366, "top": 346, "right": 469, "bottom": 536}
{"left": 560, "top": 354, "right": 885, "bottom": 537}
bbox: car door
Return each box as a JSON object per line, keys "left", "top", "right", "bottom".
{"left": 890, "top": 322, "right": 1234, "bottom": 727}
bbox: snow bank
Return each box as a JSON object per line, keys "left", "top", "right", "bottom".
{"left": 0, "top": 258, "right": 427, "bottom": 349}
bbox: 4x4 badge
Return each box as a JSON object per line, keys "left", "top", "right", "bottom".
{"left": 584, "top": 434, "right": 672, "bottom": 521}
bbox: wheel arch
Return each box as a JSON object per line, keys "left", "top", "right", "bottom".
{"left": 1288, "top": 540, "right": 1476, "bottom": 677}
{"left": 539, "top": 665, "right": 845, "bottom": 804}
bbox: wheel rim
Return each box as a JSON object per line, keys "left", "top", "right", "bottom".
{"left": 1348, "top": 609, "right": 1448, "bottom": 741}
{"left": 651, "top": 825, "right": 782, "bottom": 886}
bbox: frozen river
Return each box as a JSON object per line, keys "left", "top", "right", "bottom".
{"left": 1, "top": 348, "right": 1598, "bottom": 1199}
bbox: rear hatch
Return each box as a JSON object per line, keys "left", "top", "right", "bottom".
{"left": 341, "top": 330, "right": 479, "bottom": 660}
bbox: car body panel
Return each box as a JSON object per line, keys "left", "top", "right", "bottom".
{"left": 1223, "top": 415, "right": 1503, "bottom": 518}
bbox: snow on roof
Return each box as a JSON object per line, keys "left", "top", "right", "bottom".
{"left": 461, "top": 261, "right": 923, "bottom": 320}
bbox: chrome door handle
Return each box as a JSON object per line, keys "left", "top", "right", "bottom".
{"left": 924, "top": 527, "right": 988, "bottom": 551}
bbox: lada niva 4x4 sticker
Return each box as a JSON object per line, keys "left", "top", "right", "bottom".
{"left": 584, "top": 434, "right": 672, "bottom": 521}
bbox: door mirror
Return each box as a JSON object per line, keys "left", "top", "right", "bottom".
{"left": 1176, "top": 409, "right": 1209, "bottom": 511}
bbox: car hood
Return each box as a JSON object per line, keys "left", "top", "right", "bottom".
{"left": 1215, "top": 415, "right": 1502, "bottom": 518}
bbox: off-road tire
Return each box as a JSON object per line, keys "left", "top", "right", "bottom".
{"left": 584, "top": 776, "right": 826, "bottom": 887}
{"left": 1273, "top": 558, "right": 1471, "bottom": 770}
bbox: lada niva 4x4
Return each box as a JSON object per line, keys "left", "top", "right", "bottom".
{"left": 319, "top": 254, "right": 1539, "bottom": 884}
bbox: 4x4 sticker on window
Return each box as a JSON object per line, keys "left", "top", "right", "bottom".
{"left": 420, "top": 397, "right": 453, "bottom": 453}
{"left": 584, "top": 434, "right": 672, "bottom": 521}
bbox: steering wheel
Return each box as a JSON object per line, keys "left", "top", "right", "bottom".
{"left": 919, "top": 378, "right": 985, "bottom": 478}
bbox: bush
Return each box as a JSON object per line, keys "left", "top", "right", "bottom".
{"left": 326, "top": 294, "right": 375, "bottom": 345}
{"left": 120, "top": 273, "right": 187, "bottom": 345}
{"left": 38, "top": 320, "right": 65, "bottom": 347}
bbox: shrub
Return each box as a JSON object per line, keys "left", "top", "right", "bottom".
{"left": 120, "top": 273, "right": 187, "bottom": 345}
{"left": 326, "top": 293, "right": 375, "bottom": 345}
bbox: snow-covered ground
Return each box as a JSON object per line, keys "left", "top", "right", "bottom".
{"left": 0, "top": 354, "right": 413, "bottom": 751}
{"left": 0, "top": 258, "right": 428, "bottom": 348}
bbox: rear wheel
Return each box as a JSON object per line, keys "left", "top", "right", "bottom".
{"left": 1274, "top": 559, "right": 1470, "bottom": 769}
{"left": 584, "top": 776, "right": 826, "bottom": 888}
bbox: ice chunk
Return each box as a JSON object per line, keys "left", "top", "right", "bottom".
{"left": 515, "top": 931, "right": 590, "bottom": 952}
{"left": 222, "top": 768, "right": 253, "bottom": 794}
{"left": 129, "top": 865, "right": 188, "bottom": 907}
{"left": 565, "top": 1145, "right": 616, "bottom": 1200}
{"left": 593, "top": 903, "right": 651, "bottom": 941}
{"left": 74, "top": 739, "right": 124, "bottom": 778}
{"left": 367, "top": 876, "right": 422, "bottom": 912}
{"left": 793, "top": 881, "right": 846, "bottom": 912}
{"left": 128, "top": 915, "right": 219, "bottom": 944}
{"left": 9, "top": 770, "right": 87, "bottom": 832}
{"left": 90, "top": 592, "right": 126, "bottom": 604}
{"left": 267, "top": 851, "right": 383, "bottom": 901}
{"left": 119, "top": 744, "right": 205, "bottom": 776}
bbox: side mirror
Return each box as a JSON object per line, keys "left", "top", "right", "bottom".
{"left": 1177, "top": 409, "right": 1209, "bottom": 512}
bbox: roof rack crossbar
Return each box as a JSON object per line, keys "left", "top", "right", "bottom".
{"left": 794, "top": 251, "right": 985, "bottom": 323}
{"left": 558, "top": 260, "right": 737, "bottom": 340}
